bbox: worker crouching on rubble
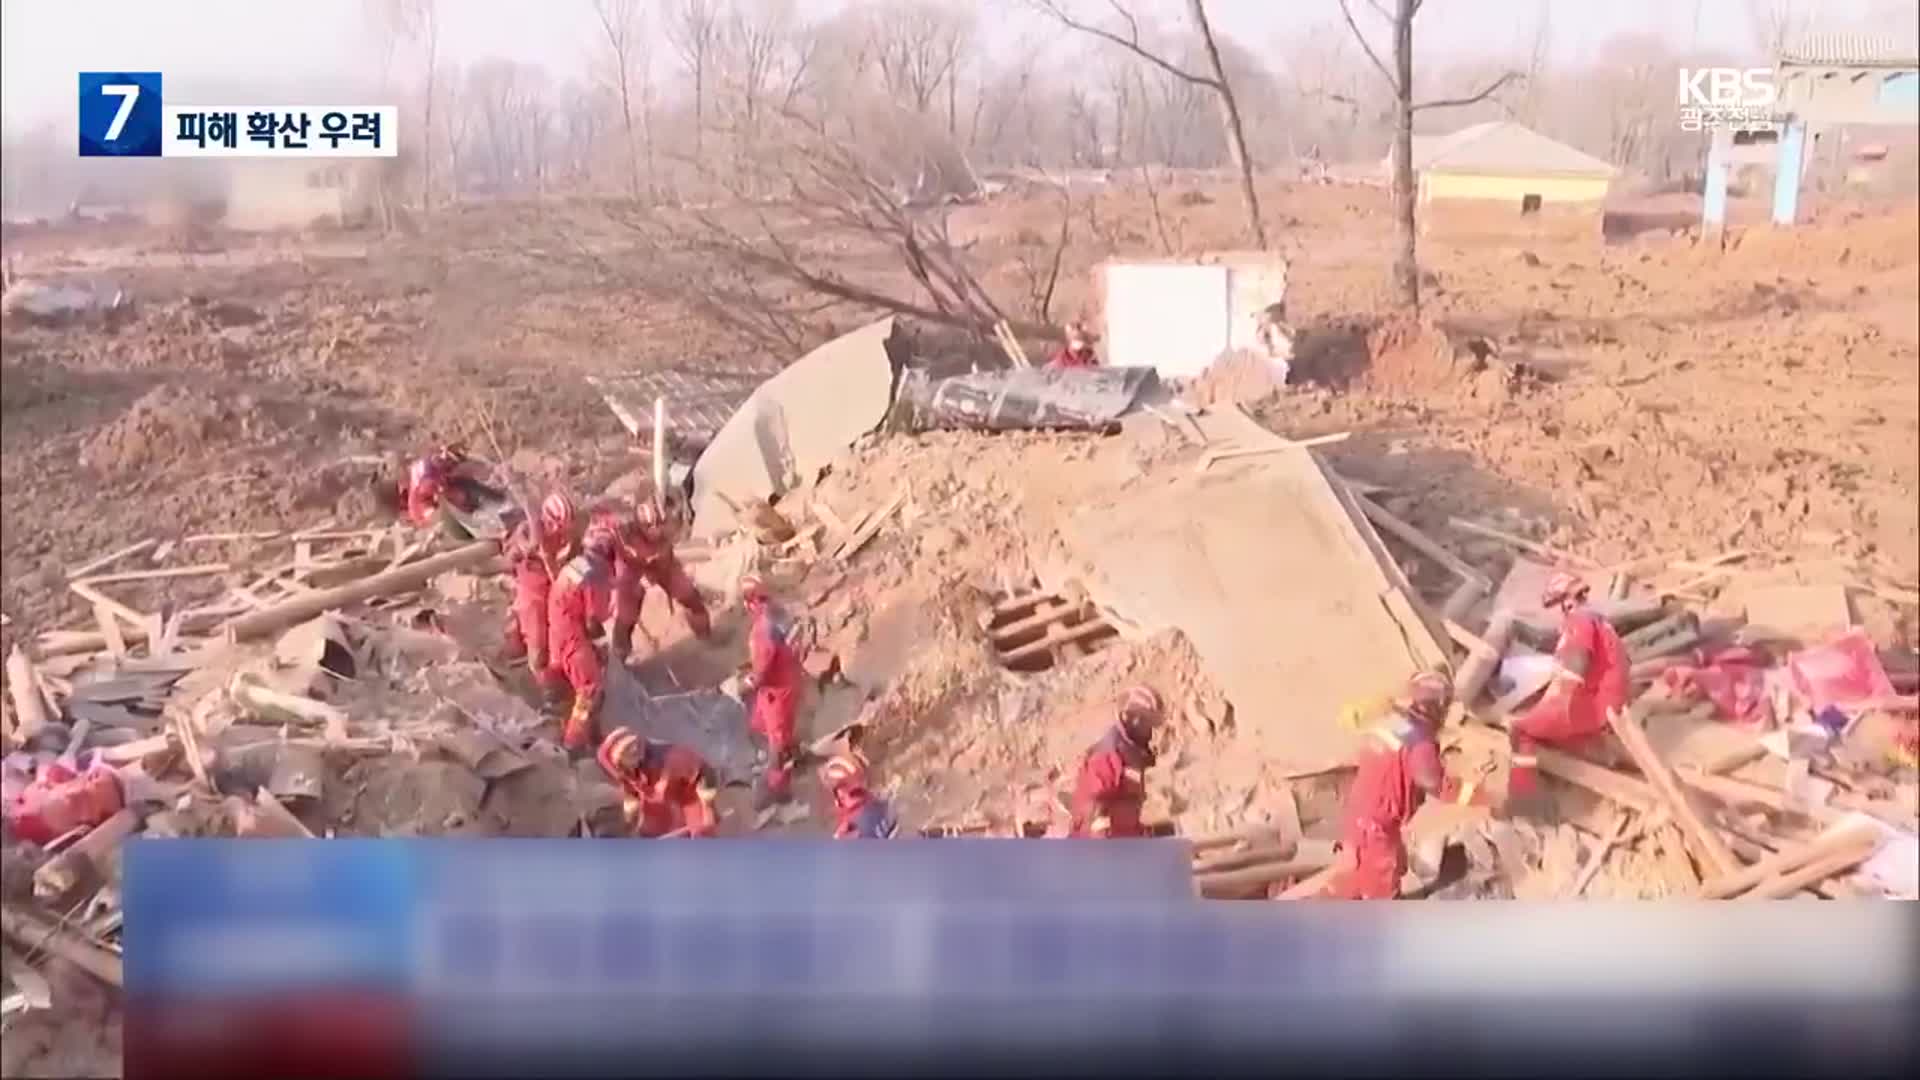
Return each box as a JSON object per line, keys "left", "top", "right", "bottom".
{"left": 820, "top": 749, "right": 899, "bottom": 839}
{"left": 738, "top": 573, "right": 804, "bottom": 805}
{"left": 501, "top": 491, "right": 579, "bottom": 698}
{"left": 546, "top": 525, "right": 618, "bottom": 752}
{"left": 1507, "top": 570, "right": 1628, "bottom": 813}
{"left": 1047, "top": 320, "right": 1100, "bottom": 369}
{"left": 596, "top": 729, "right": 719, "bottom": 838}
{"left": 1069, "top": 686, "right": 1171, "bottom": 838}
{"left": 387, "top": 443, "right": 504, "bottom": 535}
{"left": 589, "top": 498, "right": 712, "bottom": 664}
{"left": 1323, "top": 672, "right": 1487, "bottom": 901}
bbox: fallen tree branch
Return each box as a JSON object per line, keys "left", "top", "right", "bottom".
{"left": 0, "top": 906, "right": 123, "bottom": 988}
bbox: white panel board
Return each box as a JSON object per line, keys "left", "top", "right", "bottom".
{"left": 1103, "top": 263, "right": 1230, "bottom": 378}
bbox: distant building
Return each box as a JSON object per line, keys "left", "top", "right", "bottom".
{"left": 220, "top": 159, "right": 383, "bottom": 231}
{"left": 1386, "top": 121, "right": 1618, "bottom": 212}
{"left": 1774, "top": 33, "right": 1920, "bottom": 196}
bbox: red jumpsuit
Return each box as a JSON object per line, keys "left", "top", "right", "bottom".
{"left": 591, "top": 507, "right": 712, "bottom": 659}
{"left": 1047, "top": 343, "right": 1099, "bottom": 370}
{"left": 1510, "top": 607, "right": 1629, "bottom": 795}
{"left": 1068, "top": 725, "right": 1155, "bottom": 837}
{"left": 2, "top": 759, "right": 125, "bottom": 846}
{"left": 1324, "top": 713, "right": 1469, "bottom": 900}
{"left": 402, "top": 455, "right": 476, "bottom": 527}
{"left": 596, "top": 734, "right": 718, "bottom": 837}
{"left": 748, "top": 601, "right": 805, "bottom": 797}
{"left": 500, "top": 518, "right": 575, "bottom": 684}
{"left": 546, "top": 551, "right": 615, "bottom": 749}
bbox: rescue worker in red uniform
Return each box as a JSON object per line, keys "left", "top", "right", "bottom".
{"left": 501, "top": 491, "right": 579, "bottom": 693}
{"left": 397, "top": 444, "right": 500, "bottom": 529}
{"left": 739, "top": 573, "right": 804, "bottom": 803}
{"left": 1508, "top": 570, "right": 1629, "bottom": 805}
{"left": 1047, "top": 320, "right": 1100, "bottom": 370}
{"left": 546, "top": 526, "right": 618, "bottom": 751}
{"left": 820, "top": 750, "right": 900, "bottom": 839}
{"left": 1323, "top": 672, "right": 1486, "bottom": 900}
{"left": 2, "top": 757, "right": 125, "bottom": 846}
{"left": 1068, "top": 686, "right": 1165, "bottom": 838}
{"left": 589, "top": 499, "right": 713, "bottom": 663}
{"left": 596, "top": 729, "right": 719, "bottom": 838}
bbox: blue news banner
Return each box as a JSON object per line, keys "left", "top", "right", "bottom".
{"left": 123, "top": 840, "right": 1918, "bottom": 1079}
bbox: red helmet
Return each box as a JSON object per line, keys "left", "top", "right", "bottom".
{"left": 540, "top": 491, "right": 576, "bottom": 532}
{"left": 1119, "top": 685, "right": 1164, "bottom": 725}
{"left": 1540, "top": 570, "right": 1589, "bottom": 608}
{"left": 740, "top": 573, "right": 768, "bottom": 605}
{"left": 600, "top": 728, "right": 641, "bottom": 771}
{"left": 583, "top": 526, "right": 617, "bottom": 559}
{"left": 433, "top": 443, "right": 468, "bottom": 468}
{"left": 820, "top": 751, "right": 870, "bottom": 792}
{"left": 1401, "top": 671, "right": 1453, "bottom": 722}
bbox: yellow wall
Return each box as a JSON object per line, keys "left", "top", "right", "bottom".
{"left": 1419, "top": 171, "right": 1612, "bottom": 205}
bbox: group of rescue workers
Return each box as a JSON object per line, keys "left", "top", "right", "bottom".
{"left": 394, "top": 443, "right": 1631, "bottom": 900}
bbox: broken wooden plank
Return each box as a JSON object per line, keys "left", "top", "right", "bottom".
{"left": 1609, "top": 699, "right": 1740, "bottom": 878}
{"left": 1197, "top": 432, "right": 1351, "bottom": 472}
{"left": 1351, "top": 493, "right": 1491, "bottom": 588}
{"left": 1187, "top": 824, "right": 1288, "bottom": 856}
{"left": 0, "top": 906, "right": 123, "bottom": 987}
{"left": 1567, "top": 808, "right": 1631, "bottom": 898}
{"left": 227, "top": 674, "right": 348, "bottom": 742}
{"left": 80, "top": 563, "right": 230, "bottom": 585}
{"left": 833, "top": 486, "right": 909, "bottom": 562}
{"left": 999, "top": 617, "right": 1114, "bottom": 666}
{"left": 989, "top": 597, "right": 1092, "bottom": 643}
{"left": 1448, "top": 518, "right": 1598, "bottom": 568}
{"left": 68, "top": 580, "right": 148, "bottom": 633}
{"left": 4, "top": 646, "right": 53, "bottom": 742}
{"left": 1699, "top": 822, "right": 1880, "bottom": 899}
{"left": 182, "top": 531, "right": 284, "bottom": 545}
{"left": 1739, "top": 837, "right": 1880, "bottom": 900}
{"left": 1194, "top": 841, "right": 1336, "bottom": 897}
{"left": 66, "top": 539, "right": 159, "bottom": 580}
{"left": 34, "top": 808, "right": 140, "bottom": 905}
{"left": 1274, "top": 863, "right": 1342, "bottom": 900}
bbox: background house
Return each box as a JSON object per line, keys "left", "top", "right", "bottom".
{"left": 1392, "top": 121, "right": 1620, "bottom": 212}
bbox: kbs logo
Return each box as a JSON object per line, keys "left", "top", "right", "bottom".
{"left": 1678, "top": 68, "right": 1777, "bottom": 108}
{"left": 1676, "top": 68, "right": 1779, "bottom": 134}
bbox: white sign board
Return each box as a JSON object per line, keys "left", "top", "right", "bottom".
{"left": 1102, "top": 263, "right": 1231, "bottom": 378}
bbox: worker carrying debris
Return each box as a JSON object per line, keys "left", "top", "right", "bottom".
{"left": 596, "top": 728, "right": 719, "bottom": 838}
{"left": 1324, "top": 672, "right": 1486, "bottom": 900}
{"left": 738, "top": 573, "right": 804, "bottom": 804}
{"left": 589, "top": 498, "right": 712, "bottom": 663}
{"left": 546, "top": 525, "right": 619, "bottom": 752}
{"left": 1068, "top": 686, "right": 1167, "bottom": 838}
{"left": 386, "top": 443, "right": 507, "bottom": 535}
{"left": 501, "top": 491, "right": 579, "bottom": 693}
{"left": 1507, "top": 571, "right": 1628, "bottom": 811}
{"left": 1047, "top": 320, "right": 1100, "bottom": 369}
{"left": 820, "top": 748, "right": 899, "bottom": 839}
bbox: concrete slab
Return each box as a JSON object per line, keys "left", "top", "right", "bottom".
{"left": 691, "top": 318, "right": 902, "bottom": 537}
{"left": 1060, "top": 449, "right": 1449, "bottom": 776}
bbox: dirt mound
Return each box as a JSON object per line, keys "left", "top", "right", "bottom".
{"left": 78, "top": 385, "right": 239, "bottom": 472}
{"left": 1186, "top": 348, "right": 1290, "bottom": 409}
{"left": 1363, "top": 314, "right": 1461, "bottom": 394}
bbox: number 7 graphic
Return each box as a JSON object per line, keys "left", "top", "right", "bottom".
{"left": 101, "top": 83, "right": 140, "bottom": 141}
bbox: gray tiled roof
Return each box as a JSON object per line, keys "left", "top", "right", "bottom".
{"left": 1778, "top": 32, "right": 1919, "bottom": 68}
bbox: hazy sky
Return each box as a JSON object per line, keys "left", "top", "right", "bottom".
{"left": 0, "top": 0, "right": 1877, "bottom": 134}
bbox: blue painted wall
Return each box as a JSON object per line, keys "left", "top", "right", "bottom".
{"left": 1877, "top": 70, "right": 1919, "bottom": 111}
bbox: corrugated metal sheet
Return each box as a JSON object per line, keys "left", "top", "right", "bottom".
{"left": 1779, "top": 32, "right": 1919, "bottom": 68}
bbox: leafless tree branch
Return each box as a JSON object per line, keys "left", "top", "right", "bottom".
{"left": 1027, "top": 0, "right": 1215, "bottom": 88}
{"left": 1336, "top": 0, "right": 1397, "bottom": 89}
{"left": 1413, "top": 70, "right": 1524, "bottom": 112}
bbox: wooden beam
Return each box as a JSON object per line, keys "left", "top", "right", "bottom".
{"left": 222, "top": 540, "right": 497, "bottom": 642}
{"left": 1566, "top": 808, "right": 1631, "bottom": 898}
{"left": 1739, "top": 837, "right": 1879, "bottom": 900}
{"left": 1609, "top": 699, "right": 1740, "bottom": 878}
{"left": 1448, "top": 518, "right": 1598, "bottom": 568}
{"left": 66, "top": 539, "right": 158, "bottom": 580}
{"left": 4, "top": 646, "right": 52, "bottom": 741}
{"left": 79, "top": 563, "right": 229, "bottom": 585}
{"left": 0, "top": 906, "right": 123, "bottom": 987}
{"left": 68, "top": 579, "right": 148, "bottom": 632}
{"left": 1351, "top": 492, "right": 1491, "bottom": 588}
{"left": 1699, "top": 822, "right": 1879, "bottom": 899}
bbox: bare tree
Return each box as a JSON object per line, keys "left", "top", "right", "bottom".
{"left": 1337, "top": 0, "right": 1521, "bottom": 311}
{"left": 861, "top": 1, "right": 975, "bottom": 122}
{"left": 592, "top": 0, "right": 649, "bottom": 199}
{"left": 1745, "top": 0, "right": 1810, "bottom": 58}
{"left": 1031, "top": 0, "right": 1268, "bottom": 248}
{"left": 666, "top": 0, "right": 723, "bottom": 162}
